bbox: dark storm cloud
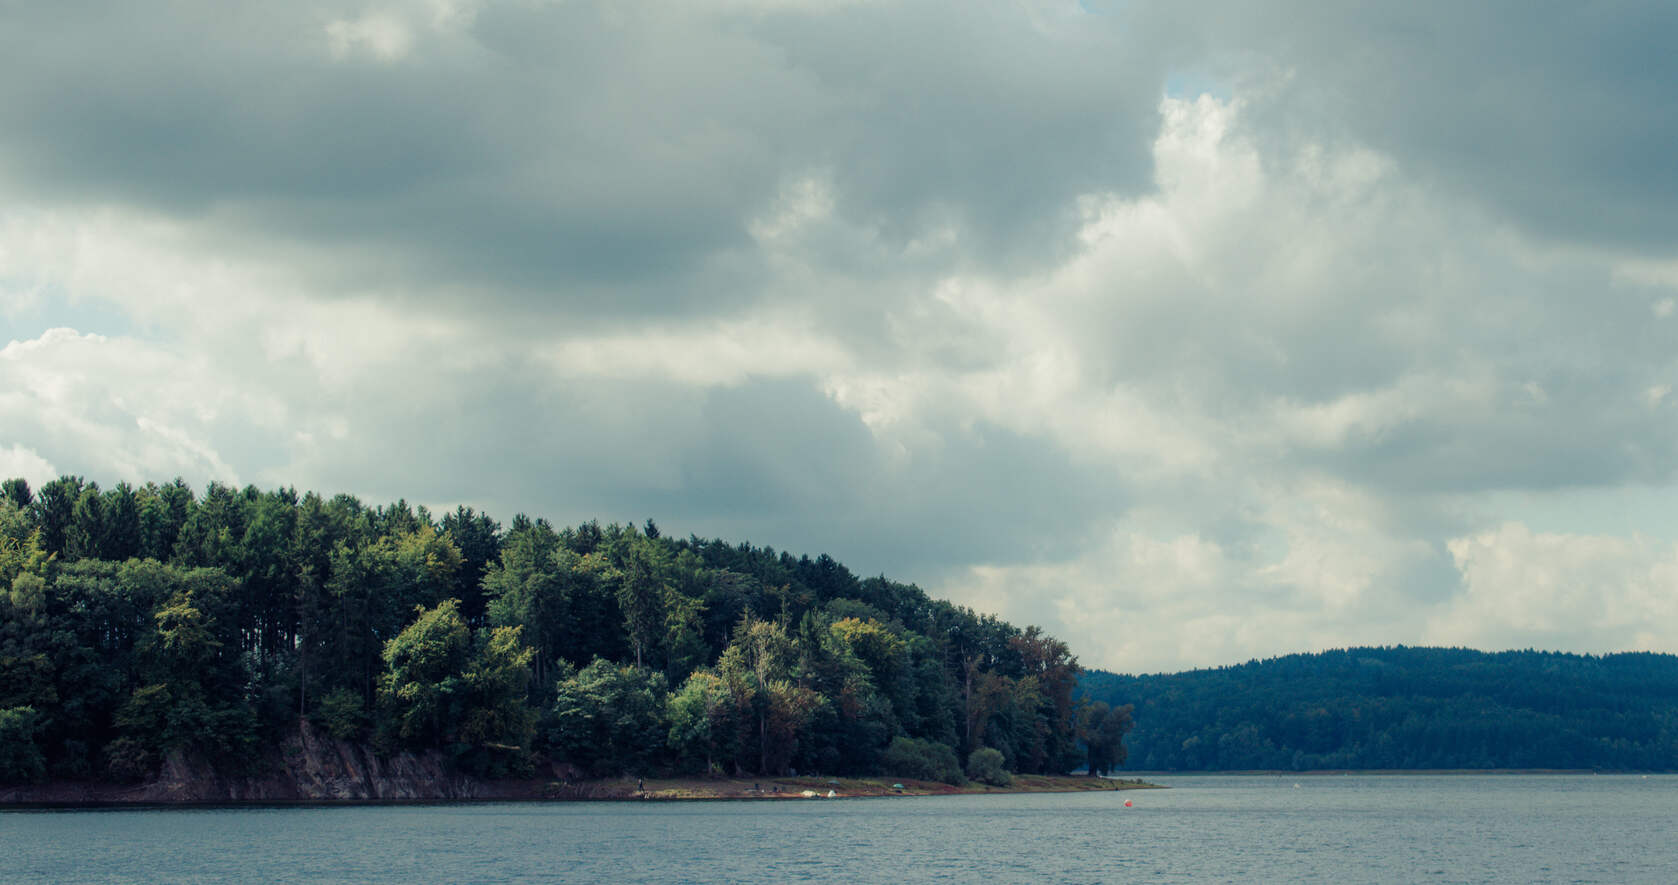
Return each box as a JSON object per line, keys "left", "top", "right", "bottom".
{"left": 656, "top": 378, "right": 1122, "bottom": 578}
{"left": 283, "top": 368, "right": 1116, "bottom": 579}
{"left": 9, "top": 0, "right": 1678, "bottom": 670}
{"left": 1153, "top": 0, "right": 1678, "bottom": 253}
{"left": 0, "top": 0, "right": 1164, "bottom": 317}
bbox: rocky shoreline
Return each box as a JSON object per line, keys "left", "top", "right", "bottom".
{"left": 0, "top": 722, "right": 1158, "bottom": 806}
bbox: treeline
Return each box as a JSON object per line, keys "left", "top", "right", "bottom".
{"left": 0, "top": 475, "right": 1122, "bottom": 786}
{"left": 1081, "top": 646, "right": 1678, "bottom": 771}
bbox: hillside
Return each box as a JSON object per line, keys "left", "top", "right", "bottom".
{"left": 1080, "top": 647, "right": 1678, "bottom": 771}
{"left": 0, "top": 475, "right": 1097, "bottom": 791}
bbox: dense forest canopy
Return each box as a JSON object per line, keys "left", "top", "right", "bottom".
{"left": 1082, "top": 646, "right": 1678, "bottom": 771}
{"left": 0, "top": 475, "right": 1122, "bottom": 786}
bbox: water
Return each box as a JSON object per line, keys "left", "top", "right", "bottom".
{"left": 4, "top": 775, "right": 1677, "bottom": 883}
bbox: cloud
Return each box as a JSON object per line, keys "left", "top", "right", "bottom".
{"left": 1432, "top": 524, "right": 1678, "bottom": 653}
{"left": 944, "top": 473, "right": 1447, "bottom": 674}
{"left": 0, "top": 0, "right": 1165, "bottom": 322}
{"left": 0, "top": 329, "right": 247, "bottom": 486}
{"left": 3, "top": 1, "right": 1677, "bottom": 672}
{"left": 0, "top": 444, "right": 55, "bottom": 492}
{"left": 1152, "top": 0, "right": 1678, "bottom": 254}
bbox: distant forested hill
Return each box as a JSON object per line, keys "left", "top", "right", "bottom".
{"left": 1080, "top": 647, "right": 1678, "bottom": 771}
{"left": 0, "top": 475, "right": 1094, "bottom": 788}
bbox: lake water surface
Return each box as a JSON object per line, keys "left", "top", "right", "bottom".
{"left": 4, "top": 775, "right": 1676, "bottom": 883}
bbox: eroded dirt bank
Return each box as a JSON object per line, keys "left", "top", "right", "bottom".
{"left": 0, "top": 722, "right": 1158, "bottom": 805}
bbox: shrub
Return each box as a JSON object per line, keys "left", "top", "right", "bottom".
{"left": 103, "top": 737, "right": 156, "bottom": 783}
{"left": 966, "top": 747, "right": 1011, "bottom": 786}
{"left": 0, "top": 706, "right": 45, "bottom": 785}
{"left": 317, "top": 687, "right": 367, "bottom": 741}
{"left": 881, "top": 736, "right": 965, "bottom": 785}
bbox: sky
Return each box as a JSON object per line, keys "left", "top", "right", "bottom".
{"left": 3, "top": 0, "right": 1677, "bottom": 674}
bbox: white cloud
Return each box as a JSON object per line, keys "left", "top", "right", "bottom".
{"left": 1252, "top": 477, "right": 1438, "bottom": 610}
{"left": 948, "top": 522, "right": 1237, "bottom": 673}
{"left": 542, "top": 316, "right": 851, "bottom": 387}
{"left": 0, "top": 444, "right": 55, "bottom": 490}
{"left": 0, "top": 329, "right": 245, "bottom": 484}
{"left": 4, "top": 1, "right": 1678, "bottom": 674}
{"left": 0, "top": 84, "right": 1659, "bottom": 675}
{"left": 325, "top": 13, "right": 414, "bottom": 61}
{"left": 1431, "top": 524, "right": 1678, "bottom": 653}
{"left": 942, "top": 502, "right": 1435, "bottom": 673}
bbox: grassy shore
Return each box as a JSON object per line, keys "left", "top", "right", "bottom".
{"left": 567, "top": 773, "right": 1162, "bottom": 801}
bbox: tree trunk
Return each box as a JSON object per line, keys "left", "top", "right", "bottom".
{"left": 962, "top": 654, "right": 979, "bottom": 751}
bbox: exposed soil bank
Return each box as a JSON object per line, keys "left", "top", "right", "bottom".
{"left": 0, "top": 721, "right": 1159, "bottom": 806}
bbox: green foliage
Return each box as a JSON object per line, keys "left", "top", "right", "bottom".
{"left": 1079, "top": 701, "right": 1133, "bottom": 776}
{"left": 0, "top": 472, "right": 1086, "bottom": 785}
{"left": 8, "top": 571, "right": 46, "bottom": 614}
{"left": 550, "top": 659, "right": 669, "bottom": 776}
{"left": 881, "top": 736, "right": 965, "bottom": 785}
{"left": 114, "top": 569, "right": 258, "bottom": 771}
{"left": 666, "top": 670, "right": 737, "bottom": 774}
{"left": 453, "top": 625, "right": 538, "bottom": 777}
{"left": 316, "top": 687, "right": 366, "bottom": 741}
{"left": 376, "top": 600, "right": 539, "bottom": 774}
{"left": 439, "top": 506, "right": 501, "bottom": 625}
{"left": 613, "top": 534, "right": 671, "bottom": 670}
{"left": 483, "top": 522, "right": 567, "bottom": 686}
{"left": 714, "top": 616, "right": 830, "bottom": 775}
{"left": 662, "top": 589, "right": 709, "bottom": 686}
{"left": 102, "top": 737, "right": 154, "bottom": 783}
{"left": 0, "top": 521, "right": 50, "bottom": 594}
{"left": 0, "top": 478, "right": 31, "bottom": 510}
{"left": 0, "top": 706, "right": 46, "bottom": 784}
{"left": 966, "top": 746, "right": 1011, "bottom": 786}
{"left": 1082, "top": 647, "right": 1678, "bottom": 771}
{"left": 379, "top": 599, "right": 472, "bottom": 748}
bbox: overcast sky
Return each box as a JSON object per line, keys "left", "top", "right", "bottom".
{"left": 3, "top": 0, "right": 1677, "bottom": 674}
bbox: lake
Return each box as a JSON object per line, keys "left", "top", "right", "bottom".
{"left": 4, "top": 775, "right": 1676, "bottom": 883}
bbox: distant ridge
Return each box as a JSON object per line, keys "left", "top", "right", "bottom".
{"left": 1080, "top": 647, "right": 1678, "bottom": 772}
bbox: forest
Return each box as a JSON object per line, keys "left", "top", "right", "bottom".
{"left": 0, "top": 475, "right": 1130, "bottom": 787}
{"left": 1082, "top": 646, "right": 1678, "bottom": 771}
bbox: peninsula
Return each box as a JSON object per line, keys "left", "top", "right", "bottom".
{"left": 0, "top": 476, "right": 1131, "bottom": 799}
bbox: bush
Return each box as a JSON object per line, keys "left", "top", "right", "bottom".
{"left": 550, "top": 659, "right": 668, "bottom": 776}
{"left": 103, "top": 737, "right": 156, "bottom": 783}
{"left": 0, "top": 706, "right": 46, "bottom": 784}
{"left": 881, "top": 736, "right": 965, "bottom": 785}
{"left": 317, "top": 687, "right": 367, "bottom": 741}
{"left": 966, "top": 747, "right": 1011, "bottom": 786}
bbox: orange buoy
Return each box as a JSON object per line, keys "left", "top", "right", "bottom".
{"left": 1124, "top": 799, "right": 1133, "bottom": 807}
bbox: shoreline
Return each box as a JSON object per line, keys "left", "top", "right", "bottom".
{"left": 1117, "top": 768, "right": 1661, "bottom": 777}
{"left": 0, "top": 774, "right": 1160, "bottom": 809}
{"left": 625, "top": 773, "right": 1162, "bottom": 801}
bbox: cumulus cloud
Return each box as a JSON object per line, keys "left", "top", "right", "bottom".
{"left": 1432, "top": 524, "right": 1678, "bottom": 653}
{"left": 2, "top": 1, "right": 1676, "bottom": 671}
{"left": 0, "top": 444, "right": 56, "bottom": 491}
{"left": 0, "top": 0, "right": 1165, "bottom": 322}
{"left": 1148, "top": 1, "right": 1678, "bottom": 252}
{"left": 0, "top": 329, "right": 247, "bottom": 486}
